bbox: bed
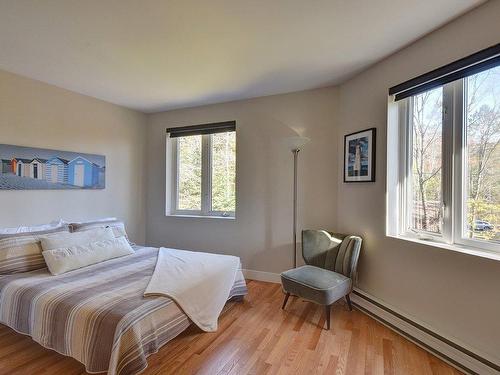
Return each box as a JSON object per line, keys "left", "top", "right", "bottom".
{"left": 0, "top": 245, "right": 248, "bottom": 375}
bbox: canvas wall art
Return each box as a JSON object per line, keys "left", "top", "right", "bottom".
{"left": 0, "top": 144, "right": 105, "bottom": 190}
{"left": 344, "top": 128, "right": 376, "bottom": 182}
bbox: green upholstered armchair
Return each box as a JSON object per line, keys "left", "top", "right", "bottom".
{"left": 280, "top": 230, "right": 362, "bottom": 330}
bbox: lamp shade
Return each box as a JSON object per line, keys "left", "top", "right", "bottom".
{"left": 284, "top": 136, "right": 310, "bottom": 151}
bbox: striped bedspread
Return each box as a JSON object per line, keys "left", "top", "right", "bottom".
{"left": 0, "top": 246, "right": 248, "bottom": 375}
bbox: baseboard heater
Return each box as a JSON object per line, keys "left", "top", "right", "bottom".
{"left": 351, "top": 289, "right": 500, "bottom": 375}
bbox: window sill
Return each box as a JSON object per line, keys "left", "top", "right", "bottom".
{"left": 166, "top": 214, "right": 235, "bottom": 220}
{"left": 387, "top": 234, "right": 500, "bottom": 262}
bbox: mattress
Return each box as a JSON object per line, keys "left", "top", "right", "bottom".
{"left": 0, "top": 246, "right": 247, "bottom": 375}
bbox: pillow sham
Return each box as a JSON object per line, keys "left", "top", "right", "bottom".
{"left": 70, "top": 219, "right": 129, "bottom": 240}
{"left": 40, "top": 227, "right": 115, "bottom": 251}
{"left": 0, "top": 225, "right": 71, "bottom": 274}
{"left": 42, "top": 236, "right": 134, "bottom": 275}
{"left": 66, "top": 217, "right": 117, "bottom": 225}
{"left": 0, "top": 219, "right": 66, "bottom": 235}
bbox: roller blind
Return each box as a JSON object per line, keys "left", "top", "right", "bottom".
{"left": 389, "top": 44, "right": 500, "bottom": 101}
{"left": 166, "top": 121, "right": 235, "bottom": 138}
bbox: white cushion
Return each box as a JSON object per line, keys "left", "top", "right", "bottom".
{"left": 65, "top": 217, "right": 117, "bottom": 225}
{"left": 42, "top": 236, "right": 134, "bottom": 275}
{"left": 0, "top": 220, "right": 65, "bottom": 235}
{"left": 70, "top": 219, "right": 129, "bottom": 241}
{"left": 40, "top": 227, "right": 114, "bottom": 251}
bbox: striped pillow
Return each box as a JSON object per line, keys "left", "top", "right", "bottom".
{"left": 0, "top": 225, "right": 71, "bottom": 274}
{"left": 70, "top": 219, "right": 129, "bottom": 240}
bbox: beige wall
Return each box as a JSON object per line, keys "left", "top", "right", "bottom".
{"left": 336, "top": 0, "right": 500, "bottom": 362}
{"left": 0, "top": 70, "right": 147, "bottom": 243}
{"left": 146, "top": 87, "right": 338, "bottom": 272}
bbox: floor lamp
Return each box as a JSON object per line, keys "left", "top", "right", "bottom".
{"left": 285, "top": 136, "right": 310, "bottom": 268}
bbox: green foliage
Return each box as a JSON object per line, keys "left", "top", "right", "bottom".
{"left": 211, "top": 132, "right": 236, "bottom": 212}
{"left": 410, "top": 68, "right": 500, "bottom": 243}
{"left": 411, "top": 87, "right": 443, "bottom": 233}
{"left": 178, "top": 135, "right": 202, "bottom": 210}
{"left": 177, "top": 132, "right": 236, "bottom": 213}
{"left": 464, "top": 70, "right": 500, "bottom": 243}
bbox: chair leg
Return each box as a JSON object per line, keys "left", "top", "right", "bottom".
{"left": 325, "top": 304, "right": 331, "bottom": 330}
{"left": 345, "top": 294, "right": 353, "bottom": 311}
{"left": 282, "top": 292, "right": 290, "bottom": 310}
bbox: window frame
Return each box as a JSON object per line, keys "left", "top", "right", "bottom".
{"left": 399, "top": 86, "right": 448, "bottom": 242}
{"left": 453, "top": 79, "right": 498, "bottom": 252}
{"left": 169, "top": 132, "right": 236, "bottom": 218}
{"left": 395, "top": 77, "right": 499, "bottom": 253}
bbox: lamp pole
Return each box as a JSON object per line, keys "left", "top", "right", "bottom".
{"left": 285, "top": 135, "right": 309, "bottom": 269}
{"left": 292, "top": 148, "right": 300, "bottom": 268}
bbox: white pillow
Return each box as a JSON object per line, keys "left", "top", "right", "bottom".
{"left": 0, "top": 220, "right": 65, "bottom": 235}
{"left": 42, "top": 236, "right": 134, "bottom": 275}
{"left": 40, "top": 227, "right": 115, "bottom": 251}
{"left": 65, "top": 217, "right": 117, "bottom": 225}
{"left": 70, "top": 219, "right": 129, "bottom": 241}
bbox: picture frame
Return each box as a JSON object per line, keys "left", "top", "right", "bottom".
{"left": 343, "top": 127, "right": 376, "bottom": 183}
{"left": 0, "top": 144, "right": 105, "bottom": 190}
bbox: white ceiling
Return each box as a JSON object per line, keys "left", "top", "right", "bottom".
{"left": 0, "top": 0, "right": 484, "bottom": 113}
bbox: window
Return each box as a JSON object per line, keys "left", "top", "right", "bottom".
{"left": 388, "top": 48, "right": 500, "bottom": 254}
{"left": 167, "top": 122, "right": 236, "bottom": 217}
{"left": 462, "top": 68, "right": 500, "bottom": 245}
{"left": 409, "top": 87, "right": 443, "bottom": 234}
{"left": 177, "top": 135, "right": 202, "bottom": 211}
{"left": 210, "top": 131, "right": 236, "bottom": 213}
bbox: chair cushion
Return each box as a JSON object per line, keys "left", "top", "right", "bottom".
{"left": 281, "top": 265, "right": 351, "bottom": 305}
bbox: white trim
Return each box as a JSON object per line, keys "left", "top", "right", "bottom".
{"left": 165, "top": 214, "right": 235, "bottom": 220}
{"left": 242, "top": 269, "right": 281, "bottom": 283}
{"left": 401, "top": 97, "right": 411, "bottom": 234}
{"left": 452, "top": 79, "right": 465, "bottom": 245}
{"left": 454, "top": 78, "right": 499, "bottom": 253}
{"left": 386, "top": 97, "right": 401, "bottom": 236}
{"left": 167, "top": 132, "right": 236, "bottom": 218}
{"left": 170, "top": 136, "right": 179, "bottom": 214}
{"left": 442, "top": 82, "right": 455, "bottom": 243}
{"left": 351, "top": 288, "right": 500, "bottom": 375}
{"left": 202, "top": 134, "right": 211, "bottom": 214}
{"left": 387, "top": 234, "right": 500, "bottom": 262}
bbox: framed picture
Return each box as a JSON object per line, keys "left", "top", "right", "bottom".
{"left": 343, "top": 128, "right": 376, "bottom": 183}
{"left": 0, "top": 144, "right": 105, "bottom": 190}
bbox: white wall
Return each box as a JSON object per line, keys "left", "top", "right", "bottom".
{"left": 146, "top": 87, "right": 338, "bottom": 273}
{"left": 336, "top": 0, "right": 500, "bottom": 363}
{"left": 0, "top": 70, "right": 147, "bottom": 243}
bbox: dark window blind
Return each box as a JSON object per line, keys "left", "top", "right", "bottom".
{"left": 166, "top": 121, "right": 235, "bottom": 138}
{"left": 389, "top": 44, "right": 500, "bottom": 101}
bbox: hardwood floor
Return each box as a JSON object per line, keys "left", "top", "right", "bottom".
{"left": 0, "top": 280, "right": 462, "bottom": 375}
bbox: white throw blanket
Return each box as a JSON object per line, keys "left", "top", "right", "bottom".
{"left": 144, "top": 247, "right": 241, "bottom": 332}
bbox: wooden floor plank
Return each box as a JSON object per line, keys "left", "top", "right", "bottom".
{"left": 0, "top": 280, "right": 464, "bottom": 375}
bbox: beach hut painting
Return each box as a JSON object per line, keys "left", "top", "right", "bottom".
{"left": 68, "top": 156, "right": 101, "bottom": 187}
{"left": 29, "top": 158, "right": 47, "bottom": 180}
{"left": 1, "top": 159, "right": 10, "bottom": 174}
{"left": 0, "top": 144, "right": 105, "bottom": 190}
{"left": 46, "top": 157, "right": 69, "bottom": 184}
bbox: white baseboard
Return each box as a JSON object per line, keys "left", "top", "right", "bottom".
{"left": 242, "top": 269, "right": 281, "bottom": 283}
{"left": 351, "top": 288, "right": 500, "bottom": 375}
